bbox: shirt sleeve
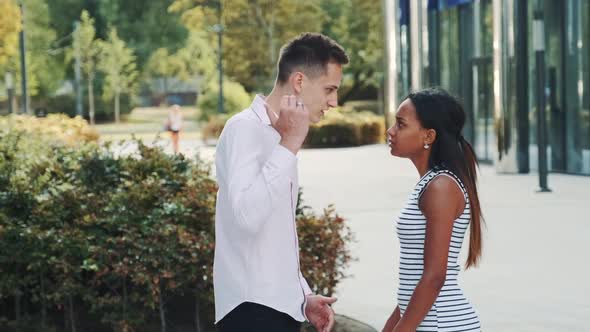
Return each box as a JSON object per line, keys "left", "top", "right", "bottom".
{"left": 299, "top": 271, "right": 313, "bottom": 295}
{"left": 223, "top": 119, "right": 296, "bottom": 234}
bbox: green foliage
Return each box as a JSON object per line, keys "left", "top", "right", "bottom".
{"left": 174, "top": 30, "right": 216, "bottom": 84}
{"left": 297, "top": 190, "right": 354, "bottom": 297}
{"left": 306, "top": 111, "right": 386, "bottom": 148}
{"left": 145, "top": 30, "right": 216, "bottom": 96}
{"left": 201, "top": 108, "right": 386, "bottom": 148}
{"left": 97, "top": 0, "right": 188, "bottom": 67}
{"left": 0, "top": 113, "right": 99, "bottom": 144}
{"left": 98, "top": 27, "right": 139, "bottom": 123}
{"left": 170, "top": 0, "right": 326, "bottom": 92}
{"left": 0, "top": 0, "right": 20, "bottom": 69}
{"left": 73, "top": 10, "right": 100, "bottom": 80}
{"left": 197, "top": 80, "right": 250, "bottom": 121}
{"left": 201, "top": 113, "right": 230, "bottom": 143}
{"left": 331, "top": 0, "right": 384, "bottom": 102}
{"left": 0, "top": 115, "right": 354, "bottom": 330}
{"left": 3, "top": 0, "right": 65, "bottom": 97}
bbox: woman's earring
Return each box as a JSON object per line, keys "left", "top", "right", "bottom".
{"left": 424, "top": 143, "right": 430, "bottom": 149}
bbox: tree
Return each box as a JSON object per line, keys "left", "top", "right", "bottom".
{"left": 98, "top": 0, "right": 187, "bottom": 67}
{"left": 0, "top": 0, "right": 21, "bottom": 70}
{"left": 329, "top": 0, "right": 385, "bottom": 103}
{"left": 145, "top": 47, "right": 181, "bottom": 94}
{"left": 72, "top": 10, "right": 100, "bottom": 124}
{"left": 5, "top": 0, "right": 65, "bottom": 99}
{"left": 145, "top": 30, "right": 215, "bottom": 103}
{"left": 169, "top": 0, "right": 326, "bottom": 92}
{"left": 174, "top": 30, "right": 216, "bottom": 93}
{"left": 98, "top": 28, "right": 138, "bottom": 123}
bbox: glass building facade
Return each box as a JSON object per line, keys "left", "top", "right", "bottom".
{"left": 384, "top": 0, "right": 590, "bottom": 175}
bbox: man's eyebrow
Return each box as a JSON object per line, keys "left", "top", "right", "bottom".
{"left": 326, "top": 85, "right": 339, "bottom": 90}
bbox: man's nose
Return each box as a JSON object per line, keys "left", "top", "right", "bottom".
{"left": 327, "top": 97, "right": 338, "bottom": 108}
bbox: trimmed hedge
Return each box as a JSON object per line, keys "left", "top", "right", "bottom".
{"left": 201, "top": 108, "right": 386, "bottom": 148}
{"left": 305, "top": 111, "right": 386, "bottom": 148}
{"left": 0, "top": 115, "right": 353, "bottom": 331}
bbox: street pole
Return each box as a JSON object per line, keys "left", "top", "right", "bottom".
{"left": 216, "top": 1, "right": 224, "bottom": 114}
{"left": 18, "top": 2, "right": 28, "bottom": 115}
{"left": 5, "top": 72, "right": 14, "bottom": 114}
{"left": 533, "top": 10, "right": 551, "bottom": 192}
{"left": 74, "top": 21, "right": 84, "bottom": 117}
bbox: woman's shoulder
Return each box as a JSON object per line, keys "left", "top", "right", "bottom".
{"left": 418, "top": 167, "right": 466, "bottom": 199}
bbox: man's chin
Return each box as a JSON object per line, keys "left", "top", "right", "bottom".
{"left": 309, "top": 115, "right": 322, "bottom": 124}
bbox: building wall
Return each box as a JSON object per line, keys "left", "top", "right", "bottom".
{"left": 385, "top": 0, "right": 590, "bottom": 175}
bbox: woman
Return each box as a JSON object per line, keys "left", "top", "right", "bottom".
{"left": 383, "top": 88, "right": 483, "bottom": 332}
{"left": 166, "top": 104, "right": 183, "bottom": 154}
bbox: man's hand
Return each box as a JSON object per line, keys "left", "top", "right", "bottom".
{"left": 267, "top": 95, "right": 310, "bottom": 155}
{"left": 305, "top": 295, "right": 337, "bottom": 332}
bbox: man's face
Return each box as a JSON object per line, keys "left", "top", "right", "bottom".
{"left": 299, "top": 62, "right": 343, "bottom": 124}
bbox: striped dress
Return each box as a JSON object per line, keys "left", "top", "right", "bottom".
{"left": 395, "top": 168, "right": 481, "bottom": 331}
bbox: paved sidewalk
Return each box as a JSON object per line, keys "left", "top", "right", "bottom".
{"left": 185, "top": 141, "right": 589, "bottom": 331}
{"left": 295, "top": 144, "right": 590, "bottom": 332}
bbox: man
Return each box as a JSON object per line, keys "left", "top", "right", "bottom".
{"left": 214, "top": 33, "right": 349, "bottom": 332}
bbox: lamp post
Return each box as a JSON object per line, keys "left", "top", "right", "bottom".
{"left": 73, "top": 21, "right": 84, "bottom": 117}
{"left": 5, "top": 72, "right": 14, "bottom": 114}
{"left": 212, "top": 1, "right": 224, "bottom": 114}
{"left": 533, "top": 9, "right": 551, "bottom": 192}
{"left": 18, "top": 2, "right": 29, "bottom": 115}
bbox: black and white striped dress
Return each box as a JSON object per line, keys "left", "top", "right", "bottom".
{"left": 395, "top": 168, "right": 481, "bottom": 331}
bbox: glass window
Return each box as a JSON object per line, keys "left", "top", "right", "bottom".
{"left": 564, "top": 0, "right": 590, "bottom": 174}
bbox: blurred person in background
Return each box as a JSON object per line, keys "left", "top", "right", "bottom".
{"left": 165, "top": 104, "right": 183, "bottom": 153}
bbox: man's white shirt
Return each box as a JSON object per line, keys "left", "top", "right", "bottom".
{"left": 213, "top": 95, "right": 312, "bottom": 323}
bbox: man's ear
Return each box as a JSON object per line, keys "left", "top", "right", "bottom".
{"left": 291, "top": 71, "right": 304, "bottom": 94}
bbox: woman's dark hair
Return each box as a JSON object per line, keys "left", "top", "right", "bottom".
{"left": 407, "top": 87, "right": 483, "bottom": 269}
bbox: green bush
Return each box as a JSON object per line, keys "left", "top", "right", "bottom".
{"left": 197, "top": 80, "right": 250, "bottom": 121}
{"left": 0, "top": 114, "right": 99, "bottom": 144}
{"left": 0, "top": 117, "right": 353, "bottom": 331}
{"left": 201, "top": 113, "right": 231, "bottom": 143}
{"left": 305, "top": 110, "right": 386, "bottom": 148}
{"left": 201, "top": 108, "right": 386, "bottom": 148}
{"left": 342, "top": 100, "right": 381, "bottom": 114}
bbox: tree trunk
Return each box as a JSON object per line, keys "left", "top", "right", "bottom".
{"left": 268, "top": 10, "right": 275, "bottom": 64}
{"left": 68, "top": 294, "right": 76, "bottom": 332}
{"left": 14, "top": 288, "right": 21, "bottom": 332}
{"left": 115, "top": 91, "right": 120, "bottom": 124}
{"left": 194, "top": 296, "right": 202, "bottom": 332}
{"left": 159, "top": 284, "right": 166, "bottom": 332}
{"left": 40, "top": 272, "right": 47, "bottom": 329}
{"left": 88, "top": 75, "right": 95, "bottom": 125}
{"left": 123, "top": 277, "right": 128, "bottom": 323}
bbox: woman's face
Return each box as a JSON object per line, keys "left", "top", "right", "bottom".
{"left": 387, "top": 98, "right": 430, "bottom": 158}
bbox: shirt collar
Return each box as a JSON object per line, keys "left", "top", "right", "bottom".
{"left": 250, "top": 94, "right": 273, "bottom": 126}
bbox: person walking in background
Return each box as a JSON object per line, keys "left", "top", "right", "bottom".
{"left": 382, "top": 88, "right": 483, "bottom": 332}
{"left": 165, "top": 104, "right": 183, "bottom": 154}
{"left": 214, "top": 33, "right": 349, "bottom": 332}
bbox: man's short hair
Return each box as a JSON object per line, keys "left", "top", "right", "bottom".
{"left": 276, "top": 32, "right": 349, "bottom": 84}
